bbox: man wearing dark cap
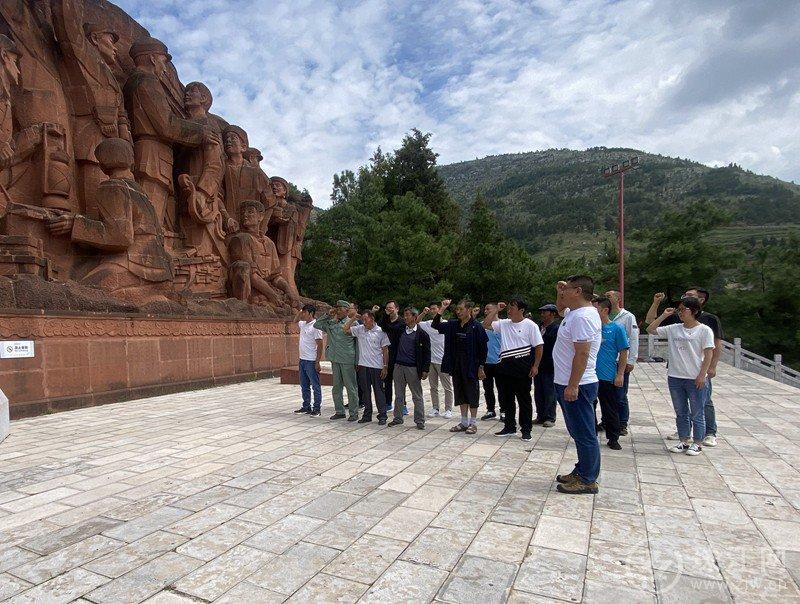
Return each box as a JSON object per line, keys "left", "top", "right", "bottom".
{"left": 51, "top": 0, "right": 132, "bottom": 218}
{"left": 535, "top": 303, "right": 560, "bottom": 427}
{"left": 312, "top": 300, "right": 360, "bottom": 421}
{"left": 124, "top": 36, "right": 218, "bottom": 230}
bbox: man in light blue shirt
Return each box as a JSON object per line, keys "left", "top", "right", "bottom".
{"left": 480, "top": 303, "right": 503, "bottom": 421}
{"left": 593, "top": 296, "right": 629, "bottom": 450}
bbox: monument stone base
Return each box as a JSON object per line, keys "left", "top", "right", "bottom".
{"left": 0, "top": 312, "right": 298, "bottom": 419}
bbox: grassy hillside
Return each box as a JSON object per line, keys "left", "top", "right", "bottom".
{"left": 438, "top": 147, "right": 800, "bottom": 256}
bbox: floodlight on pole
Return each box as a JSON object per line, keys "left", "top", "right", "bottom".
{"left": 602, "top": 156, "right": 640, "bottom": 301}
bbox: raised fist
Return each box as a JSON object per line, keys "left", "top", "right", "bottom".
{"left": 654, "top": 292, "right": 666, "bottom": 303}
{"left": 371, "top": 305, "right": 380, "bottom": 313}
{"left": 441, "top": 299, "right": 452, "bottom": 309}
{"left": 423, "top": 307, "right": 430, "bottom": 315}
{"left": 663, "top": 307, "right": 676, "bottom": 316}
{"left": 497, "top": 302, "right": 507, "bottom": 311}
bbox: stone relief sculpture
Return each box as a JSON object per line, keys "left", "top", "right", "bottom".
{"left": 0, "top": 0, "right": 313, "bottom": 315}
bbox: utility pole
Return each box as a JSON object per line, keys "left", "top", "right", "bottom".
{"left": 602, "top": 156, "right": 639, "bottom": 300}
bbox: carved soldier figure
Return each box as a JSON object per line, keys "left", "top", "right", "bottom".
{"left": 227, "top": 199, "right": 299, "bottom": 309}
{"left": 175, "top": 81, "right": 228, "bottom": 259}
{"left": 50, "top": 0, "right": 131, "bottom": 218}
{"left": 123, "top": 36, "right": 218, "bottom": 232}
{"left": 0, "top": 36, "right": 21, "bottom": 172}
{"left": 221, "top": 125, "right": 275, "bottom": 232}
{"left": 46, "top": 138, "right": 173, "bottom": 303}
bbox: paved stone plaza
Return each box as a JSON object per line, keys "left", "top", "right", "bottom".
{"left": 1, "top": 362, "right": 799, "bottom": 603}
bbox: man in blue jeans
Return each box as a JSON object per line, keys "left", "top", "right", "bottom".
{"left": 553, "top": 276, "right": 603, "bottom": 494}
{"left": 294, "top": 304, "right": 324, "bottom": 416}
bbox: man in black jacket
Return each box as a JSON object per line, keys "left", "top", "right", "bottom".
{"left": 388, "top": 307, "right": 432, "bottom": 429}
{"left": 433, "top": 299, "right": 489, "bottom": 435}
{"left": 374, "top": 301, "right": 403, "bottom": 410}
{"left": 535, "top": 303, "right": 560, "bottom": 427}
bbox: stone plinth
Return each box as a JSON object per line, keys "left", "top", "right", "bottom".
{"left": 0, "top": 312, "right": 298, "bottom": 419}
{"left": 280, "top": 365, "right": 333, "bottom": 386}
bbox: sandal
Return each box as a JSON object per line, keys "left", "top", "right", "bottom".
{"left": 449, "top": 424, "right": 468, "bottom": 432}
{"left": 465, "top": 425, "right": 477, "bottom": 435}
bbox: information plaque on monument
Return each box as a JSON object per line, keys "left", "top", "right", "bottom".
{"left": 0, "top": 0, "right": 310, "bottom": 418}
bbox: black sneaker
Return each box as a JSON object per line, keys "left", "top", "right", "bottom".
{"left": 542, "top": 420, "right": 555, "bottom": 428}
{"left": 330, "top": 413, "right": 346, "bottom": 420}
{"left": 309, "top": 410, "right": 320, "bottom": 417}
{"left": 294, "top": 408, "right": 310, "bottom": 414}
{"left": 532, "top": 418, "right": 544, "bottom": 425}
{"left": 499, "top": 413, "right": 506, "bottom": 421}
{"left": 608, "top": 440, "right": 622, "bottom": 450}
{"left": 481, "top": 411, "right": 496, "bottom": 420}
{"left": 347, "top": 416, "right": 359, "bottom": 422}
{"left": 495, "top": 428, "right": 516, "bottom": 437}
{"left": 358, "top": 417, "right": 372, "bottom": 423}
{"left": 387, "top": 419, "right": 403, "bottom": 427}
{"left": 620, "top": 424, "right": 628, "bottom": 436}
{"left": 521, "top": 433, "right": 532, "bottom": 441}
{"left": 416, "top": 423, "right": 425, "bottom": 430}
{"left": 378, "top": 418, "right": 386, "bottom": 425}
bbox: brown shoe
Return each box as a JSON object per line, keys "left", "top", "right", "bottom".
{"left": 557, "top": 480, "right": 599, "bottom": 495}
{"left": 465, "top": 425, "right": 477, "bottom": 434}
{"left": 449, "top": 424, "right": 468, "bottom": 432}
{"left": 556, "top": 471, "right": 579, "bottom": 484}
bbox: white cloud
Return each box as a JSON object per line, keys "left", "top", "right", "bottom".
{"left": 116, "top": 0, "right": 800, "bottom": 204}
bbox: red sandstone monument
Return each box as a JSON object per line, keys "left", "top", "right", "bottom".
{"left": 0, "top": 0, "right": 313, "bottom": 418}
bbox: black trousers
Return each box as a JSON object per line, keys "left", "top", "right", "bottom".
{"left": 483, "top": 363, "right": 498, "bottom": 412}
{"left": 597, "top": 380, "right": 622, "bottom": 443}
{"left": 533, "top": 371, "right": 557, "bottom": 422}
{"left": 499, "top": 373, "right": 533, "bottom": 434}
{"left": 382, "top": 363, "right": 394, "bottom": 407}
{"left": 358, "top": 366, "right": 387, "bottom": 420}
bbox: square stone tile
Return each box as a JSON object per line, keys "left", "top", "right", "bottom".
{"left": 303, "top": 512, "right": 378, "bottom": 550}
{"left": 285, "top": 573, "right": 369, "bottom": 603}
{"left": 468, "top": 521, "right": 533, "bottom": 563}
{"left": 400, "top": 526, "right": 473, "bottom": 570}
{"left": 172, "top": 544, "right": 273, "bottom": 601}
{"left": 437, "top": 554, "right": 518, "bottom": 604}
{"left": 248, "top": 542, "right": 339, "bottom": 595}
{"left": 84, "top": 530, "right": 188, "bottom": 579}
{"left": 323, "top": 534, "right": 407, "bottom": 584}
{"left": 368, "top": 506, "right": 436, "bottom": 542}
{"left": 361, "top": 559, "right": 448, "bottom": 603}
{"left": 531, "top": 515, "right": 590, "bottom": 555}
{"left": 514, "top": 546, "right": 586, "bottom": 602}
{"left": 5, "top": 568, "right": 108, "bottom": 604}
{"left": 245, "top": 514, "right": 325, "bottom": 553}
{"left": 653, "top": 570, "right": 732, "bottom": 603}
{"left": 295, "top": 491, "right": 361, "bottom": 520}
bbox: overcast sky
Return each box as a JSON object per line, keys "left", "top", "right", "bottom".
{"left": 117, "top": 0, "right": 800, "bottom": 207}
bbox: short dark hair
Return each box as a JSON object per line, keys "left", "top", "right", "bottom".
{"left": 428, "top": 302, "right": 440, "bottom": 308}
{"left": 566, "top": 275, "right": 595, "bottom": 300}
{"left": 687, "top": 287, "right": 710, "bottom": 304}
{"left": 361, "top": 309, "right": 375, "bottom": 320}
{"left": 681, "top": 296, "right": 703, "bottom": 318}
{"left": 403, "top": 306, "right": 419, "bottom": 316}
{"left": 457, "top": 298, "right": 475, "bottom": 310}
{"left": 386, "top": 300, "right": 398, "bottom": 308}
{"left": 508, "top": 297, "right": 528, "bottom": 313}
{"left": 594, "top": 296, "right": 612, "bottom": 313}
{"left": 301, "top": 303, "right": 317, "bottom": 315}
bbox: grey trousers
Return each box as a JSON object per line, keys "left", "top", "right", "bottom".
{"left": 428, "top": 362, "right": 453, "bottom": 411}
{"left": 393, "top": 364, "right": 425, "bottom": 425}
{"left": 358, "top": 366, "right": 387, "bottom": 420}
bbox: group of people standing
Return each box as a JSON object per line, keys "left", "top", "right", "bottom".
{"left": 293, "top": 278, "right": 724, "bottom": 495}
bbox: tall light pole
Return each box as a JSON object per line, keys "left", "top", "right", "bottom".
{"left": 602, "top": 156, "right": 639, "bottom": 300}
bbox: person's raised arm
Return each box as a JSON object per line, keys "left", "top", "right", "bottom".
{"left": 342, "top": 307, "right": 360, "bottom": 333}
{"left": 646, "top": 292, "right": 666, "bottom": 324}
{"left": 417, "top": 307, "right": 430, "bottom": 325}
{"left": 556, "top": 281, "right": 568, "bottom": 316}
{"left": 482, "top": 302, "right": 503, "bottom": 330}
{"left": 564, "top": 341, "right": 591, "bottom": 401}
{"left": 646, "top": 308, "right": 675, "bottom": 335}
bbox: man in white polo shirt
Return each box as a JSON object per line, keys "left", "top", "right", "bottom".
{"left": 483, "top": 298, "right": 543, "bottom": 442}
{"left": 295, "top": 304, "right": 324, "bottom": 416}
{"left": 553, "top": 275, "right": 602, "bottom": 495}
{"left": 344, "top": 309, "right": 390, "bottom": 425}
{"left": 418, "top": 303, "right": 454, "bottom": 419}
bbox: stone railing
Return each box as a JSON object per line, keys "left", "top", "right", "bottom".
{"left": 640, "top": 335, "right": 800, "bottom": 388}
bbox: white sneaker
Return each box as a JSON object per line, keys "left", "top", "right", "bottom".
{"left": 666, "top": 431, "right": 681, "bottom": 440}
{"left": 442, "top": 410, "right": 453, "bottom": 419}
{"left": 686, "top": 443, "right": 703, "bottom": 456}
{"left": 427, "top": 409, "right": 440, "bottom": 418}
{"left": 668, "top": 442, "right": 691, "bottom": 453}
{"left": 702, "top": 435, "right": 717, "bottom": 447}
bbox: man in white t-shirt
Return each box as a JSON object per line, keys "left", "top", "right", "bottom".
{"left": 553, "top": 276, "right": 602, "bottom": 495}
{"left": 483, "top": 298, "right": 543, "bottom": 442}
{"left": 295, "top": 304, "right": 324, "bottom": 416}
{"left": 343, "top": 309, "right": 391, "bottom": 425}
{"left": 418, "top": 303, "right": 454, "bottom": 419}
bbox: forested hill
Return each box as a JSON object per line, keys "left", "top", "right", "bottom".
{"left": 438, "top": 148, "right": 800, "bottom": 255}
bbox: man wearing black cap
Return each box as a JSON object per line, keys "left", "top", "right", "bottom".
{"left": 124, "top": 36, "right": 219, "bottom": 230}
{"left": 535, "top": 303, "right": 560, "bottom": 427}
